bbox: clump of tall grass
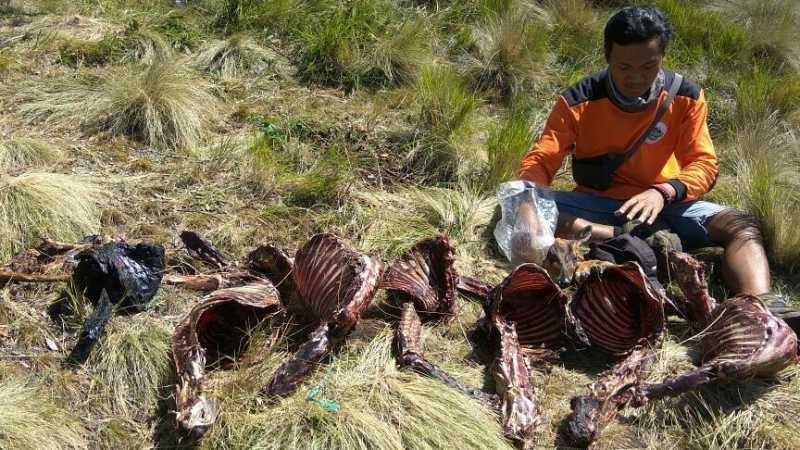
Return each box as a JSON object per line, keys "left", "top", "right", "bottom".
{"left": 483, "top": 95, "right": 542, "bottom": 190}
{"left": 88, "top": 315, "right": 172, "bottom": 416}
{"left": 542, "top": 0, "right": 604, "bottom": 81}
{"left": 0, "top": 137, "right": 63, "bottom": 172}
{"left": 298, "top": 0, "right": 433, "bottom": 88}
{"left": 20, "top": 60, "right": 220, "bottom": 150}
{"left": 193, "top": 33, "right": 279, "bottom": 79}
{"left": 463, "top": 1, "right": 551, "bottom": 97}
{"left": 0, "top": 172, "right": 102, "bottom": 261}
{"left": 213, "top": 0, "right": 308, "bottom": 36}
{"left": 57, "top": 22, "right": 171, "bottom": 67}
{"left": 735, "top": 66, "right": 800, "bottom": 124}
{"left": 409, "top": 65, "right": 480, "bottom": 181}
{"left": 0, "top": 378, "right": 89, "bottom": 450}
{"left": 716, "top": 0, "right": 800, "bottom": 71}
{"left": 727, "top": 115, "right": 800, "bottom": 270}
{"left": 648, "top": 0, "right": 749, "bottom": 73}
{"left": 200, "top": 329, "right": 511, "bottom": 450}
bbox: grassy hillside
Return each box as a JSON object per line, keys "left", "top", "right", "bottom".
{"left": 0, "top": 0, "right": 799, "bottom": 449}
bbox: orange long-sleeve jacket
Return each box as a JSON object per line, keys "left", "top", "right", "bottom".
{"left": 518, "top": 69, "right": 717, "bottom": 202}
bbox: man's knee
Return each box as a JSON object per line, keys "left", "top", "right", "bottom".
{"left": 707, "top": 209, "right": 763, "bottom": 246}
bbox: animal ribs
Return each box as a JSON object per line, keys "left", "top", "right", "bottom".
{"left": 382, "top": 235, "right": 457, "bottom": 322}
{"left": 629, "top": 253, "right": 798, "bottom": 404}
{"left": 569, "top": 261, "right": 665, "bottom": 357}
{"left": 565, "top": 261, "right": 665, "bottom": 447}
{"left": 262, "top": 234, "right": 383, "bottom": 398}
{"left": 172, "top": 281, "right": 282, "bottom": 439}
{"left": 488, "top": 263, "right": 568, "bottom": 446}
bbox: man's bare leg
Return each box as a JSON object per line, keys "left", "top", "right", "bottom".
{"left": 706, "top": 210, "right": 771, "bottom": 295}
{"left": 556, "top": 212, "right": 615, "bottom": 241}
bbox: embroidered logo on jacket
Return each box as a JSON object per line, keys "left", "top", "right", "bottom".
{"left": 645, "top": 122, "right": 668, "bottom": 144}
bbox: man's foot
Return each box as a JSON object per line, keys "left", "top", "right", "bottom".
{"left": 760, "top": 292, "right": 800, "bottom": 334}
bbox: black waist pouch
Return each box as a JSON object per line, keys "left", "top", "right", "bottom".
{"left": 571, "top": 152, "right": 626, "bottom": 191}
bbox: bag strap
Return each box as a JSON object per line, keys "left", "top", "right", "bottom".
{"left": 621, "top": 73, "right": 683, "bottom": 160}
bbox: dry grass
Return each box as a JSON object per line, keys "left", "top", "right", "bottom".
{"left": 0, "top": 137, "right": 63, "bottom": 172}
{"left": 0, "top": 172, "right": 103, "bottom": 261}
{"left": 20, "top": 60, "right": 220, "bottom": 150}
{"left": 718, "top": 0, "right": 800, "bottom": 70}
{"left": 198, "top": 328, "right": 512, "bottom": 450}
{"left": 193, "top": 33, "right": 280, "bottom": 80}
{"left": 0, "top": 378, "right": 89, "bottom": 450}
{"left": 87, "top": 315, "right": 173, "bottom": 416}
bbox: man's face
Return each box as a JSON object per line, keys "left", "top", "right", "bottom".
{"left": 607, "top": 37, "right": 664, "bottom": 98}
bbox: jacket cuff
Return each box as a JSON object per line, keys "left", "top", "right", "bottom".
{"left": 667, "top": 179, "right": 687, "bottom": 202}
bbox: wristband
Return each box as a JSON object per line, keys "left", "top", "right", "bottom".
{"left": 650, "top": 183, "right": 676, "bottom": 204}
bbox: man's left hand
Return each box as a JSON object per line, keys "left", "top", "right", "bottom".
{"left": 615, "top": 189, "right": 664, "bottom": 225}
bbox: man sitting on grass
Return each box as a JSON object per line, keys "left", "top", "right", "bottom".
{"left": 515, "top": 5, "right": 798, "bottom": 328}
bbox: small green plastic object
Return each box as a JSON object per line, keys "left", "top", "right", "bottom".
{"left": 306, "top": 386, "right": 341, "bottom": 412}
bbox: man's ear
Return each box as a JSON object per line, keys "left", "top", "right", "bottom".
{"left": 576, "top": 225, "right": 592, "bottom": 244}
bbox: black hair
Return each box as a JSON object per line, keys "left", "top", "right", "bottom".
{"left": 604, "top": 6, "right": 673, "bottom": 60}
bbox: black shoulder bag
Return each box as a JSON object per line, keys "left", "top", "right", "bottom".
{"left": 571, "top": 73, "right": 683, "bottom": 191}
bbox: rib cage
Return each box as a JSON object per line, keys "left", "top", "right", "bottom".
{"left": 172, "top": 281, "right": 282, "bottom": 439}
{"left": 490, "top": 263, "right": 568, "bottom": 352}
{"left": 263, "top": 234, "right": 383, "bottom": 398}
{"left": 570, "top": 262, "right": 665, "bottom": 356}
{"left": 381, "top": 235, "right": 457, "bottom": 322}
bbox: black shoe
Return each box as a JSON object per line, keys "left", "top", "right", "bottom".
{"left": 760, "top": 293, "right": 800, "bottom": 334}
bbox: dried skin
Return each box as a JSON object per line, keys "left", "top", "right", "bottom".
{"left": 262, "top": 234, "right": 383, "bottom": 399}
{"left": 667, "top": 251, "right": 717, "bottom": 325}
{"left": 565, "top": 347, "right": 656, "bottom": 447}
{"left": 492, "top": 318, "right": 540, "bottom": 449}
{"left": 180, "top": 230, "right": 229, "bottom": 270}
{"left": 381, "top": 235, "right": 457, "bottom": 323}
{"left": 394, "top": 302, "right": 498, "bottom": 406}
{"left": 172, "top": 281, "right": 281, "bottom": 439}
{"left": 569, "top": 261, "right": 665, "bottom": 357}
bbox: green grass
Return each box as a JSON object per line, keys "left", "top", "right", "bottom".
{"left": 0, "top": 378, "right": 89, "bottom": 450}
{"left": 87, "top": 315, "right": 173, "bottom": 416}
{"left": 20, "top": 60, "right": 220, "bottom": 150}
{"left": 727, "top": 115, "right": 800, "bottom": 271}
{"left": 717, "top": 0, "right": 800, "bottom": 71}
{"left": 0, "top": 137, "right": 63, "bottom": 172}
{"left": 297, "top": 0, "right": 432, "bottom": 88}
{"left": 483, "top": 95, "right": 541, "bottom": 190}
{"left": 464, "top": 0, "right": 551, "bottom": 98}
{"left": 0, "top": 172, "right": 102, "bottom": 261}
{"left": 409, "top": 64, "right": 480, "bottom": 181}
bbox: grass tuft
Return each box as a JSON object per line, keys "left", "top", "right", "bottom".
{"left": 0, "top": 172, "right": 102, "bottom": 261}
{"left": 0, "top": 137, "right": 63, "bottom": 172}
{"left": 0, "top": 378, "right": 89, "bottom": 450}
{"left": 717, "top": 0, "right": 800, "bottom": 71}
{"left": 88, "top": 315, "right": 172, "bottom": 416}
{"left": 409, "top": 64, "right": 480, "bottom": 181}
{"left": 21, "top": 60, "right": 220, "bottom": 150}
{"left": 464, "top": 0, "right": 551, "bottom": 97}
{"left": 728, "top": 115, "right": 800, "bottom": 270}
{"left": 484, "top": 95, "right": 542, "bottom": 190}
{"left": 193, "top": 33, "right": 280, "bottom": 80}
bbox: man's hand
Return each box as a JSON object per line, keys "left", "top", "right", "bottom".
{"left": 615, "top": 189, "right": 664, "bottom": 225}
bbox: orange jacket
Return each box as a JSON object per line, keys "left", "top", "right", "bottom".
{"left": 518, "top": 70, "right": 717, "bottom": 202}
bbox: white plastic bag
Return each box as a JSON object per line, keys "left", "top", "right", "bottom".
{"left": 493, "top": 180, "right": 558, "bottom": 265}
